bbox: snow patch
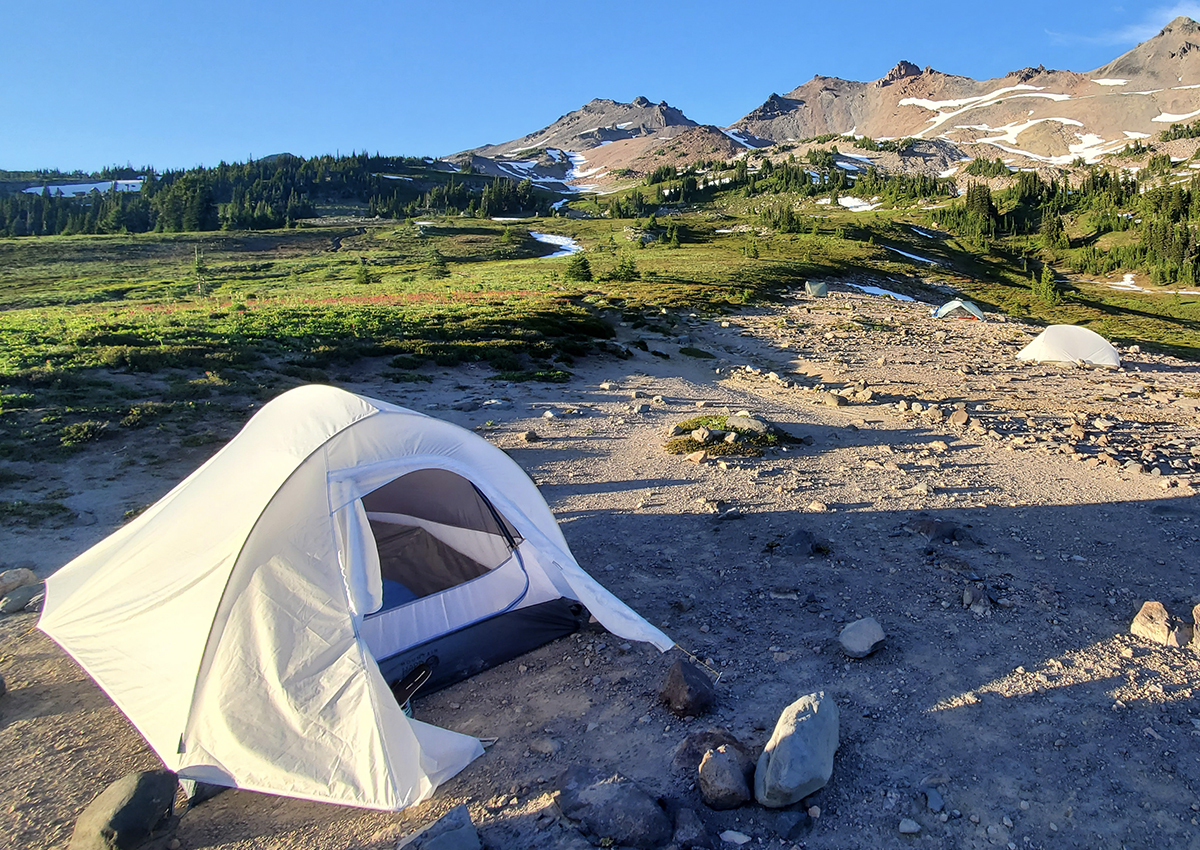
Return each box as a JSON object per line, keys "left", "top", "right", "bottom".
{"left": 884, "top": 246, "right": 943, "bottom": 266}
{"left": 1091, "top": 78, "right": 1129, "bottom": 86}
{"left": 1153, "top": 108, "right": 1200, "bottom": 123}
{"left": 719, "top": 128, "right": 758, "bottom": 148}
{"left": 530, "top": 232, "right": 581, "bottom": 258}
{"left": 846, "top": 283, "right": 916, "bottom": 301}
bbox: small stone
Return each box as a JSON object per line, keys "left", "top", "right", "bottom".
{"left": 719, "top": 830, "right": 751, "bottom": 846}
{"left": 807, "top": 500, "right": 828, "bottom": 512}
{"left": 167, "top": 840, "right": 181, "bottom": 850}
{"left": 631, "top": 403, "right": 650, "bottom": 414}
{"left": 1131, "top": 601, "right": 1173, "bottom": 644}
{"left": 599, "top": 381, "right": 617, "bottom": 391}
{"left": 949, "top": 409, "right": 969, "bottom": 427}
{"left": 807, "top": 805, "right": 821, "bottom": 819}
{"left": 522, "top": 430, "right": 540, "bottom": 442}
{"left": 692, "top": 426, "right": 714, "bottom": 444}
{"left": 820, "top": 391, "right": 848, "bottom": 408}
{"left": 898, "top": 818, "right": 921, "bottom": 834}
{"left": 774, "top": 810, "right": 813, "bottom": 841}
{"left": 542, "top": 409, "right": 556, "bottom": 419}
{"left": 451, "top": 399, "right": 481, "bottom": 412}
{"left": 661, "top": 659, "right": 716, "bottom": 717}
{"left": 397, "top": 804, "right": 480, "bottom": 850}
{"left": 672, "top": 807, "right": 711, "bottom": 849}
{"left": 685, "top": 450, "right": 708, "bottom": 464}
{"left": 698, "top": 746, "right": 752, "bottom": 810}
{"left": 924, "top": 787, "right": 944, "bottom": 813}
{"left": 839, "top": 617, "right": 885, "bottom": 658}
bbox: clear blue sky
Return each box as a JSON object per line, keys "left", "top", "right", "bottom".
{"left": 3, "top": 0, "right": 1198, "bottom": 172}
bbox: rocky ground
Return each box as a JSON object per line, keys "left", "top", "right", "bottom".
{"left": 2, "top": 283, "right": 1199, "bottom": 850}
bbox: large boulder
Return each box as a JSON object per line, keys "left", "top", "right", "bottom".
{"left": 0, "top": 567, "right": 37, "bottom": 598}
{"left": 68, "top": 770, "right": 177, "bottom": 850}
{"left": 555, "top": 765, "right": 673, "bottom": 849}
{"left": 1, "top": 582, "right": 44, "bottom": 614}
{"left": 697, "top": 745, "right": 752, "bottom": 810}
{"left": 661, "top": 659, "right": 716, "bottom": 717}
{"left": 398, "top": 804, "right": 480, "bottom": 850}
{"left": 754, "top": 692, "right": 839, "bottom": 808}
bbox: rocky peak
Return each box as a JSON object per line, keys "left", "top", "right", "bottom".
{"left": 882, "top": 60, "right": 921, "bottom": 84}
{"left": 632, "top": 95, "right": 652, "bottom": 107}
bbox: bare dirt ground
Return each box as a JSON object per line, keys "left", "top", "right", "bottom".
{"left": 2, "top": 285, "right": 1199, "bottom": 850}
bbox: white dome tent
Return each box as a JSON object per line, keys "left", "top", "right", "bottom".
{"left": 931, "top": 299, "right": 985, "bottom": 320}
{"left": 1017, "top": 324, "right": 1121, "bottom": 368}
{"left": 39, "top": 385, "right": 672, "bottom": 811}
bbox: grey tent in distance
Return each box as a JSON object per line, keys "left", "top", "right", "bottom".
{"left": 805, "top": 280, "right": 828, "bottom": 298}
{"left": 931, "top": 299, "right": 985, "bottom": 320}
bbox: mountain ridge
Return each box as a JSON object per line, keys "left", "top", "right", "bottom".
{"left": 456, "top": 17, "right": 1200, "bottom": 191}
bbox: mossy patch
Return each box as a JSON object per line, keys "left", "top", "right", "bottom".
{"left": 664, "top": 414, "right": 778, "bottom": 457}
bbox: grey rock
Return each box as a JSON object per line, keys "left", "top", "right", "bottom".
{"left": 554, "top": 765, "right": 673, "bottom": 850}
{"left": 692, "top": 427, "right": 714, "bottom": 444}
{"left": 725, "top": 415, "right": 771, "bottom": 437}
{"left": 0, "top": 568, "right": 37, "bottom": 598}
{"left": 1, "top": 582, "right": 44, "bottom": 614}
{"left": 777, "top": 528, "right": 825, "bottom": 557}
{"left": 450, "top": 399, "right": 480, "bottom": 412}
{"left": 522, "top": 430, "right": 541, "bottom": 443}
{"left": 698, "top": 746, "right": 751, "bottom": 810}
{"left": 672, "top": 729, "right": 751, "bottom": 774}
{"left": 819, "top": 391, "right": 848, "bottom": 408}
{"left": 1131, "top": 601, "right": 1173, "bottom": 644}
{"left": 898, "top": 818, "right": 921, "bottom": 834}
{"left": 398, "top": 804, "right": 480, "bottom": 850}
{"left": 1193, "top": 604, "right": 1200, "bottom": 652}
{"left": 924, "top": 787, "right": 944, "bottom": 813}
{"left": 661, "top": 659, "right": 716, "bottom": 717}
{"left": 672, "top": 807, "right": 711, "bottom": 849}
{"left": 481, "top": 398, "right": 513, "bottom": 410}
{"left": 949, "top": 409, "right": 969, "bottom": 427}
{"left": 754, "top": 692, "right": 839, "bottom": 808}
{"left": 839, "top": 617, "right": 885, "bottom": 658}
{"left": 773, "top": 810, "right": 813, "bottom": 841}
{"left": 68, "top": 769, "right": 177, "bottom": 850}
{"left": 0, "top": 672, "right": 5, "bottom": 699}
{"left": 24, "top": 590, "right": 45, "bottom": 613}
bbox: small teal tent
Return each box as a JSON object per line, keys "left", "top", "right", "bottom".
{"left": 931, "top": 299, "right": 985, "bottom": 320}
{"left": 805, "top": 280, "right": 828, "bottom": 298}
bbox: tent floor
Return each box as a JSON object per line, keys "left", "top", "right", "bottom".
{"left": 375, "top": 598, "right": 590, "bottom": 698}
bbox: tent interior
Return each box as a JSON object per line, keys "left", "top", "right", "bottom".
{"left": 353, "top": 468, "right": 584, "bottom": 695}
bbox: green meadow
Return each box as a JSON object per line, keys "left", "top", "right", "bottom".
{"left": 1, "top": 202, "right": 1198, "bottom": 463}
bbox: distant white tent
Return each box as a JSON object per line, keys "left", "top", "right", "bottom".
{"left": 931, "top": 299, "right": 985, "bottom": 320}
{"left": 40, "top": 386, "right": 672, "bottom": 811}
{"left": 805, "top": 280, "right": 828, "bottom": 297}
{"left": 1017, "top": 325, "right": 1121, "bottom": 367}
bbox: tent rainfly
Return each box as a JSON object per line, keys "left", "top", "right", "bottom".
{"left": 1017, "top": 325, "right": 1121, "bottom": 367}
{"left": 931, "top": 299, "right": 985, "bottom": 320}
{"left": 39, "top": 385, "right": 672, "bottom": 811}
{"left": 805, "top": 280, "right": 828, "bottom": 298}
